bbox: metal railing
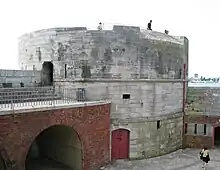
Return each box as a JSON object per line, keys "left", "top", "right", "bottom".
{"left": 0, "top": 86, "right": 109, "bottom": 111}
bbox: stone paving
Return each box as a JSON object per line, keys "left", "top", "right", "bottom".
{"left": 101, "top": 149, "right": 220, "bottom": 170}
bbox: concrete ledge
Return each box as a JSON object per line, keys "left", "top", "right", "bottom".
{"left": 0, "top": 100, "right": 111, "bottom": 115}
{"left": 111, "top": 112, "right": 183, "bottom": 124}
{"left": 55, "top": 79, "right": 187, "bottom": 83}
{"left": 189, "top": 86, "right": 220, "bottom": 89}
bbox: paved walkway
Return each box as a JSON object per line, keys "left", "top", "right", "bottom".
{"left": 101, "top": 149, "right": 220, "bottom": 170}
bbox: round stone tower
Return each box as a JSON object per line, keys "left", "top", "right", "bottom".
{"left": 18, "top": 25, "right": 189, "bottom": 159}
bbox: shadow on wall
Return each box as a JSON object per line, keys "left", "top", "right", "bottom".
{"left": 25, "top": 125, "right": 83, "bottom": 170}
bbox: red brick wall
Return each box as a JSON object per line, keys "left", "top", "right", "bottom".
{"left": 184, "top": 135, "right": 212, "bottom": 149}
{"left": 0, "top": 103, "right": 110, "bottom": 170}
{"left": 183, "top": 115, "right": 220, "bottom": 149}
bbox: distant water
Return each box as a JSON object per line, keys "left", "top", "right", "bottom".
{"left": 188, "top": 82, "right": 220, "bottom": 87}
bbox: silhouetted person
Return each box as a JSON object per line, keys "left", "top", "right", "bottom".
{"left": 199, "top": 147, "right": 210, "bottom": 169}
{"left": 147, "top": 20, "right": 152, "bottom": 30}
{"left": 165, "top": 30, "right": 169, "bottom": 34}
{"left": 98, "top": 22, "right": 102, "bottom": 30}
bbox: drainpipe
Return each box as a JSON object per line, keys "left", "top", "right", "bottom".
{"left": 182, "top": 64, "right": 187, "bottom": 149}
{"left": 182, "top": 64, "right": 187, "bottom": 112}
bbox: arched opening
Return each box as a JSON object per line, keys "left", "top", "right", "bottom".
{"left": 25, "top": 125, "right": 83, "bottom": 170}
{"left": 41, "top": 62, "right": 53, "bottom": 86}
{"left": 111, "top": 129, "right": 130, "bottom": 160}
{"left": 0, "top": 156, "right": 6, "bottom": 170}
{"left": 214, "top": 126, "right": 220, "bottom": 148}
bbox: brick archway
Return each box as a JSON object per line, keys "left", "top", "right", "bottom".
{"left": 25, "top": 124, "right": 83, "bottom": 170}
{"left": 14, "top": 120, "right": 86, "bottom": 170}
{"left": 19, "top": 116, "right": 86, "bottom": 170}
{"left": 0, "top": 103, "right": 110, "bottom": 170}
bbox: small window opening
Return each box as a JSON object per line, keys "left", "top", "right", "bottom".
{"left": 20, "top": 82, "right": 24, "bottom": 87}
{"left": 157, "top": 120, "right": 161, "bottom": 129}
{"left": 122, "top": 94, "right": 130, "bottom": 99}
{"left": 194, "top": 124, "right": 197, "bottom": 134}
{"left": 204, "top": 124, "right": 207, "bottom": 135}
{"left": 184, "top": 123, "right": 188, "bottom": 134}
{"left": 178, "top": 68, "right": 182, "bottom": 79}
{"left": 36, "top": 47, "right": 42, "bottom": 62}
{"left": 140, "top": 101, "right": 143, "bottom": 107}
{"left": 64, "top": 64, "right": 67, "bottom": 78}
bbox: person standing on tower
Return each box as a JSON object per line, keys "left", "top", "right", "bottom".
{"left": 147, "top": 20, "right": 152, "bottom": 30}
{"left": 98, "top": 22, "right": 103, "bottom": 30}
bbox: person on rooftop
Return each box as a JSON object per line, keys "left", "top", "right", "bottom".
{"left": 98, "top": 22, "right": 103, "bottom": 30}
{"left": 147, "top": 20, "right": 152, "bottom": 30}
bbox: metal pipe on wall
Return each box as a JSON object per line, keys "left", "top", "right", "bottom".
{"left": 182, "top": 64, "right": 187, "bottom": 112}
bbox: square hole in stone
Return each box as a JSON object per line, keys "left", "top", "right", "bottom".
{"left": 122, "top": 94, "right": 130, "bottom": 99}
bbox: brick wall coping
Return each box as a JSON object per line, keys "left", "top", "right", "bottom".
{"left": 0, "top": 100, "right": 111, "bottom": 115}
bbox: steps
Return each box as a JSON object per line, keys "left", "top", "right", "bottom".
{"left": 0, "top": 87, "right": 61, "bottom": 104}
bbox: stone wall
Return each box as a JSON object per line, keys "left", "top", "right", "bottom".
{"left": 0, "top": 69, "right": 41, "bottom": 87}
{"left": 183, "top": 115, "right": 220, "bottom": 149}
{"left": 0, "top": 103, "right": 110, "bottom": 170}
{"left": 55, "top": 80, "right": 184, "bottom": 118}
{"left": 55, "top": 80, "right": 184, "bottom": 158}
{"left": 186, "top": 87, "right": 220, "bottom": 116}
{"left": 18, "top": 26, "right": 188, "bottom": 80}
{"left": 111, "top": 113, "right": 183, "bottom": 158}
{"left": 184, "top": 87, "right": 220, "bottom": 148}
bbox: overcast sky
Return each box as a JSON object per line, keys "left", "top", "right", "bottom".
{"left": 0, "top": 0, "right": 219, "bottom": 77}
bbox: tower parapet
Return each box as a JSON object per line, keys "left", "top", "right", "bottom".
{"left": 18, "top": 25, "right": 187, "bottom": 81}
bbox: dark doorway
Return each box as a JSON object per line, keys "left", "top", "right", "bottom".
{"left": 41, "top": 62, "right": 53, "bottom": 86}
{"left": 25, "top": 125, "right": 83, "bottom": 170}
{"left": 214, "top": 126, "right": 220, "bottom": 147}
{"left": 0, "top": 156, "right": 6, "bottom": 170}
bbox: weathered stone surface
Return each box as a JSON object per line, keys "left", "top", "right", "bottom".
{"left": 55, "top": 80, "right": 183, "bottom": 118}
{"left": 110, "top": 114, "right": 183, "bottom": 159}
{"left": 18, "top": 26, "right": 188, "bottom": 80}
{"left": 186, "top": 87, "right": 220, "bottom": 115}
{"left": 0, "top": 69, "right": 41, "bottom": 87}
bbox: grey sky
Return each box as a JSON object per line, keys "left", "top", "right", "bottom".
{"left": 0, "top": 0, "right": 219, "bottom": 77}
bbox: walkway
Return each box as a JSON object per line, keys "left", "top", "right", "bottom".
{"left": 102, "top": 149, "right": 220, "bottom": 170}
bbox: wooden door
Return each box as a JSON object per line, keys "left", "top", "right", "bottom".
{"left": 111, "top": 129, "right": 129, "bottom": 160}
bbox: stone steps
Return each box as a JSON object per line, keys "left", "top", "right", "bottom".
{"left": 0, "top": 87, "right": 61, "bottom": 104}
